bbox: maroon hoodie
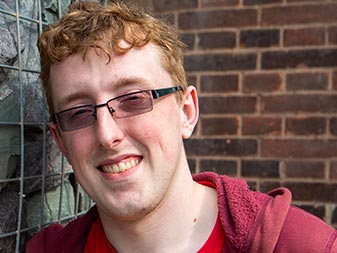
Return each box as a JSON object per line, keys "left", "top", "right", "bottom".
{"left": 26, "top": 172, "right": 337, "bottom": 252}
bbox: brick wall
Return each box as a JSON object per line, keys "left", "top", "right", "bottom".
{"left": 138, "top": 0, "right": 337, "bottom": 226}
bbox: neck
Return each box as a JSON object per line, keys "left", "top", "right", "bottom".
{"left": 98, "top": 171, "right": 218, "bottom": 253}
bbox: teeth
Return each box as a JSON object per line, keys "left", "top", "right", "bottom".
{"left": 101, "top": 158, "right": 139, "bottom": 174}
{"left": 113, "top": 164, "right": 119, "bottom": 173}
{"left": 119, "top": 162, "right": 126, "bottom": 172}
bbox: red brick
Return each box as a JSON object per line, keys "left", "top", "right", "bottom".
{"left": 333, "top": 71, "right": 337, "bottom": 90}
{"left": 200, "top": 75, "right": 239, "bottom": 93}
{"left": 242, "top": 116, "right": 282, "bottom": 136}
{"left": 328, "top": 26, "right": 337, "bottom": 44}
{"left": 188, "top": 159, "right": 197, "bottom": 174}
{"left": 261, "top": 95, "right": 337, "bottom": 113}
{"left": 330, "top": 162, "right": 337, "bottom": 180}
{"left": 186, "top": 75, "right": 197, "bottom": 86}
{"left": 261, "top": 4, "right": 337, "bottom": 26}
{"left": 180, "top": 33, "right": 195, "bottom": 51}
{"left": 240, "top": 29, "right": 279, "bottom": 48}
{"left": 284, "top": 182, "right": 337, "bottom": 202}
{"left": 286, "top": 72, "right": 328, "bottom": 91}
{"left": 332, "top": 206, "right": 337, "bottom": 225}
{"left": 261, "top": 49, "right": 337, "bottom": 69}
{"left": 185, "top": 138, "right": 258, "bottom": 156}
{"left": 242, "top": 73, "right": 282, "bottom": 93}
{"left": 261, "top": 139, "right": 337, "bottom": 158}
{"left": 201, "top": 0, "right": 239, "bottom": 7}
{"left": 284, "top": 28, "right": 325, "bottom": 47}
{"left": 198, "top": 31, "right": 236, "bottom": 49}
{"left": 199, "top": 159, "right": 238, "bottom": 176}
{"left": 288, "top": 0, "right": 330, "bottom": 2}
{"left": 152, "top": 0, "right": 198, "bottom": 12}
{"left": 185, "top": 53, "right": 257, "bottom": 72}
{"left": 329, "top": 117, "right": 337, "bottom": 135}
{"left": 284, "top": 161, "right": 325, "bottom": 179}
{"left": 178, "top": 9, "right": 257, "bottom": 30}
{"left": 263, "top": 181, "right": 337, "bottom": 208}
{"left": 243, "top": 0, "right": 282, "bottom": 5}
{"left": 260, "top": 182, "right": 281, "bottom": 193}
{"left": 286, "top": 117, "right": 326, "bottom": 136}
{"left": 201, "top": 117, "right": 239, "bottom": 135}
{"left": 200, "top": 96, "right": 257, "bottom": 114}
{"left": 241, "top": 160, "right": 280, "bottom": 178}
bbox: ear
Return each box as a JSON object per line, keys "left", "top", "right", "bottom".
{"left": 181, "top": 85, "right": 199, "bottom": 139}
{"left": 49, "top": 122, "right": 71, "bottom": 162}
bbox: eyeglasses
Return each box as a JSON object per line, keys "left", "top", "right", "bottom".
{"left": 50, "top": 86, "right": 183, "bottom": 132}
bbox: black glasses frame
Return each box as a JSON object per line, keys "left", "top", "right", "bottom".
{"left": 50, "top": 86, "right": 183, "bottom": 131}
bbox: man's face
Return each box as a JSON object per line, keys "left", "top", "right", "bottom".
{"left": 48, "top": 44, "right": 198, "bottom": 221}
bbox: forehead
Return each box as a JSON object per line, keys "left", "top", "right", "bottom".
{"left": 50, "top": 42, "right": 163, "bottom": 79}
{"left": 49, "top": 43, "right": 172, "bottom": 110}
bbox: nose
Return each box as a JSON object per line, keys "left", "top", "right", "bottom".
{"left": 94, "top": 105, "right": 125, "bottom": 149}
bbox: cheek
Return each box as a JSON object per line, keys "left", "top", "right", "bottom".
{"left": 63, "top": 131, "right": 94, "bottom": 159}
{"left": 122, "top": 115, "right": 176, "bottom": 155}
{"left": 127, "top": 117, "right": 161, "bottom": 142}
{"left": 138, "top": 107, "right": 182, "bottom": 147}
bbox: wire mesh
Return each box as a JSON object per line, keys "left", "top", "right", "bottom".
{"left": 0, "top": 1, "right": 92, "bottom": 252}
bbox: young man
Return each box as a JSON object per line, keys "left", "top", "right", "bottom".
{"left": 27, "top": 1, "right": 337, "bottom": 252}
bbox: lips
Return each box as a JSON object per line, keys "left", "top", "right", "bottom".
{"left": 100, "top": 157, "right": 140, "bottom": 174}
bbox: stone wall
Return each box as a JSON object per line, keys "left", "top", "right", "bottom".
{"left": 0, "top": 1, "right": 90, "bottom": 252}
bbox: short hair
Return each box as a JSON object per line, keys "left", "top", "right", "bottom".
{"left": 39, "top": 1, "right": 187, "bottom": 114}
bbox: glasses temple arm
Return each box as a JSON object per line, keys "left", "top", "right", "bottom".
{"left": 151, "top": 86, "right": 183, "bottom": 99}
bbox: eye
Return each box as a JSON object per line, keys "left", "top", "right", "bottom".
{"left": 64, "top": 106, "right": 95, "bottom": 121}
{"left": 124, "top": 93, "right": 146, "bottom": 101}
{"left": 118, "top": 92, "right": 150, "bottom": 111}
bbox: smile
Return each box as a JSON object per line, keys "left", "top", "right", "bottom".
{"left": 100, "top": 158, "right": 140, "bottom": 174}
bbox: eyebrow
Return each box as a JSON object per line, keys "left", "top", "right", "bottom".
{"left": 112, "top": 77, "right": 151, "bottom": 91}
{"left": 56, "top": 76, "right": 151, "bottom": 111}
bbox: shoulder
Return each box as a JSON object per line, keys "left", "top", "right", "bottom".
{"left": 249, "top": 186, "right": 337, "bottom": 252}
{"left": 26, "top": 206, "right": 98, "bottom": 253}
{"left": 194, "top": 172, "right": 337, "bottom": 252}
{"left": 274, "top": 205, "right": 337, "bottom": 252}
{"left": 25, "top": 223, "right": 65, "bottom": 253}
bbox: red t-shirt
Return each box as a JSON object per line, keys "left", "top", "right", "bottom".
{"left": 84, "top": 215, "right": 225, "bottom": 253}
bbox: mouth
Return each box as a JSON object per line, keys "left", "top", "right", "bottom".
{"left": 99, "top": 157, "right": 141, "bottom": 174}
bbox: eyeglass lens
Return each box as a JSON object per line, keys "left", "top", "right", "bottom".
{"left": 57, "top": 90, "right": 153, "bottom": 131}
{"left": 54, "top": 86, "right": 182, "bottom": 131}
